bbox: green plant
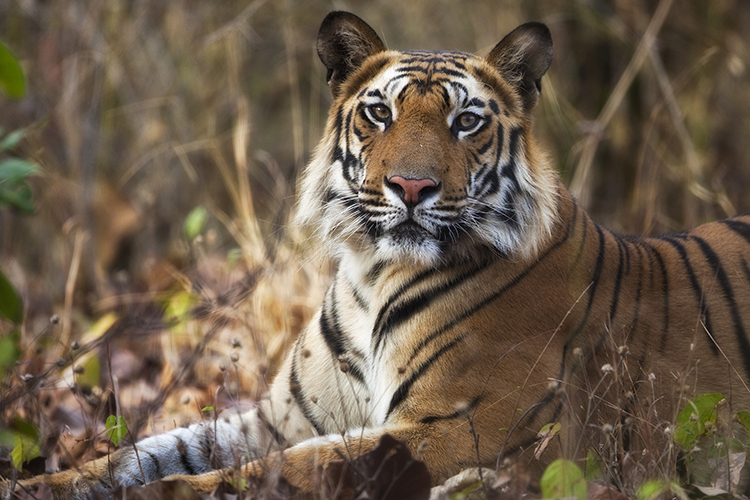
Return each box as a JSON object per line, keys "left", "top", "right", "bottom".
{"left": 0, "top": 128, "right": 40, "bottom": 215}
{"left": 541, "top": 459, "right": 586, "bottom": 500}
{"left": 0, "top": 40, "right": 39, "bottom": 215}
{"left": 667, "top": 393, "right": 750, "bottom": 496}
{"left": 0, "top": 418, "right": 40, "bottom": 471}
{"left": 673, "top": 393, "right": 725, "bottom": 450}
{"left": 105, "top": 415, "right": 128, "bottom": 446}
{"left": 0, "top": 41, "right": 25, "bottom": 99}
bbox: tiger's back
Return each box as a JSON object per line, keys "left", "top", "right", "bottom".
{"left": 6, "top": 11, "right": 750, "bottom": 499}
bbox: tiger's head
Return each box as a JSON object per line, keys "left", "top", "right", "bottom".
{"left": 296, "top": 12, "right": 559, "bottom": 266}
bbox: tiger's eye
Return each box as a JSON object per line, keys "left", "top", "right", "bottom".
{"left": 456, "top": 112, "right": 479, "bottom": 130}
{"left": 370, "top": 104, "right": 391, "bottom": 122}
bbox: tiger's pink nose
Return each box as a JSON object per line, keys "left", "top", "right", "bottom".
{"left": 386, "top": 176, "right": 438, "bottom": 206}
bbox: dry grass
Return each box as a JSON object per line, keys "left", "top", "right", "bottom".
{"left": 0, "top": 0, "right": 749, "bottom": 495}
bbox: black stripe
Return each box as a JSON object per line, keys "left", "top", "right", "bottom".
{"left": 521, "top": 396, "right": 565, "bottom": 437}
{"left": 638, "top": 240, "right": 670, "bottom": 336}
{"left": 371, "top": 267, "right": 439, "bottom": 349}
{"left": 365, "top": 261, "right": 388, "bottom": 284}
{"left": 566, "top": 222, "right": 607, "bottom": 348}
{"left": 289, "top": 343, "right": 326, "bottom": 436}
{"left": 419, "top": 395, "right": 481, "bottom": 424}
{"left": 323, "top": 284, "right": 365, "bottom": 382}
{"left": 372, "top": 261, "right": 486, "bottom": 354}
{"left": 743, "top": 259, "right": 750, "bottom": 285}
{"left": 142, "top": 450, "right": 162, "bottom": 483}
{"left": 628, "top": 242, "right": 645, "bottom": 338}
{"left": 657, "top": 236, "right": 717, "bottom": 355}
{"left": 347, "top": 278, "right": 369, "bottom": 312}
{"left": 386, "top": 333, "right": 467, "bottom": 419}
{"left": 621, "top": 233, "right": 632, "bottom": 275}
{"left": 719, "top": 218, "right": 750, "bottom": 245}
{"left": 345, "top": 360, "right": 366, "bottom": 384}
{"left": 257, "top": 405, "right": 287, "bottom": 446}
{"left": 477, "top": 165, "right": 499, "bottom": 197}
{"left": 573, "top": 209, "right": 589, "bottom": 265}
{"left": 503, "top": 389, "right": 562, "bottom": 454}
{"left": 202, "top": 423, "right": 225, "bottom": 470}
{"left": 468, "top": 97, "right": 485, "bottom": 108}
{"left": 500, "top": 127, "right": 522, "bottom": 191}
{"left": 475, "top": 133, "right": 494, "bottom": 155}
{"left": 200, "top": 424, "right": 214, "bottom": 467}
{"left": 493, "top": 122, "right": 505, "bottom": 171}
{"left": 691, "top": 236, "right": 750, "bottom": 381}
{"left": 609, "top": 235, "right": 626, "bottom": 320}
{"left": 319, "top": 309, "right": 344, "bottom": 357}
{"left": 489, "top": 99, "right": 500, "bottom": 115}
{"left": 174, "top": 436, "right": 199, "bottom": 475}
{"left": 332, "top": 108, "right": 343, "bottom": 148}
{"left": 438, "top": 85, "right": 452, "bottom": 112}
{"left": 447, "top": 81, "right": 469, "bottom": 96}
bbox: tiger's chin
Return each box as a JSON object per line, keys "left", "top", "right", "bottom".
{"left": 375, "top": 223, "right": 444, "bottom": 265}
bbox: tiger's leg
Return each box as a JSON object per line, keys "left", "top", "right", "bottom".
{"left": 3, "top": 319, "right": 344, "bottom": 499}
{"left": 5, "top": 410, "right": 273, "bottom": 499}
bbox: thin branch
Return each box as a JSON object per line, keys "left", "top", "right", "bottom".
{"left": 570, "top": 0, "right": 675, "bottom": 207}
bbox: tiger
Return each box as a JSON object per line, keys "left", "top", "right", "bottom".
{"left": 6, "top": 10, "right": 750, "bottom": 499}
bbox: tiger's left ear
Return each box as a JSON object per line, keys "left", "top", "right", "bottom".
{"left": 317, "top": 12, "right": 387, "bottom": 98}
{"left": 486, "top": 22, "right": 553, "bottom": 111}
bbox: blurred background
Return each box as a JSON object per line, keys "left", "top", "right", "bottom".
{"left": 0, "top": 0, "right": 749, "bottom": 475}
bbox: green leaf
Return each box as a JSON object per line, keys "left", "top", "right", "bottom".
{"left": 7, "top": 418, "right": 40, "bottom": 470}
{"left": 540, "top": 459, "right": 586, "bottom": 500}
{"left": 636, "top": 479, "right": 668, "bottom": 500}
{"left": 0, "top": 269, "right": 22, "bottom": 323}
{"left": 539, "top": 422, "right": 561, "bottom": 435}
{"left": 673, "top": 393, "right": 725, "bottom": 449}
{"left": 584, "top": 449, "right": 602, "bottom": 481}
{"left": 0, "top": 158, "right": 40, "bottom": 183}
{"left": 201, "top": 406, "right": 214, "bottom": 412}
{"left": 105, "top": 415, "right": 128, "bottom": 446}
{"left": 183, "top": 206, "right": 208, "bottom": 240}
{"left": 164, "top": 290, "right": 197, "bottom": 333}
{"left": 636, "top": 479, "right": 687, "bottom": 500}
{"left": 230, "top": 476, "right": 248, "bottom": 492}
{"left": 0, "top": 182, "right": 35, "bottom": 213}
{"left": 0, "top": 158, "right": 40, "bottom": 214}
{"left": 451, "top": 480, "right": 482, "bottom": 499}
{"left": 226, "top": 247, "right": 242, "bottom": 267}
{"left": 0, "top": 329, "right": 21, "bottom": 374}
{"left": 75, "top": 355, "right": 100, "bottom": 389}
{"left": 737, "top": 411, "right": 750, "bottom": 440}
{"left": 0, "top": 41, "right": 26, "bottom": 99}
{"left": 0, "top": 129, "right": 25, "bottom": 151}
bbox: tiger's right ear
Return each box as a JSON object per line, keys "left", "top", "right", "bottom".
{"left": 317, "top": 12, "right": 386, "bottom": 98}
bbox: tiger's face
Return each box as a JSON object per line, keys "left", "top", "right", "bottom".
{"left": 297, "top": 14, "right": 559, "bottom": 266}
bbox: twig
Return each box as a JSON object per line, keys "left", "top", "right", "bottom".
{"left": 60, "top": 228, "right": 87, "bottom": 351}
{"left": 570, "top": 0, "right": 675, "bottom": 207}
{"left": 647, "top": 45, "right": 735, "bottom": 216}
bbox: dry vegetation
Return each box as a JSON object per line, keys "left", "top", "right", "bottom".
{"left": 1, "top": 0, "right": 750, "bottom": 498}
